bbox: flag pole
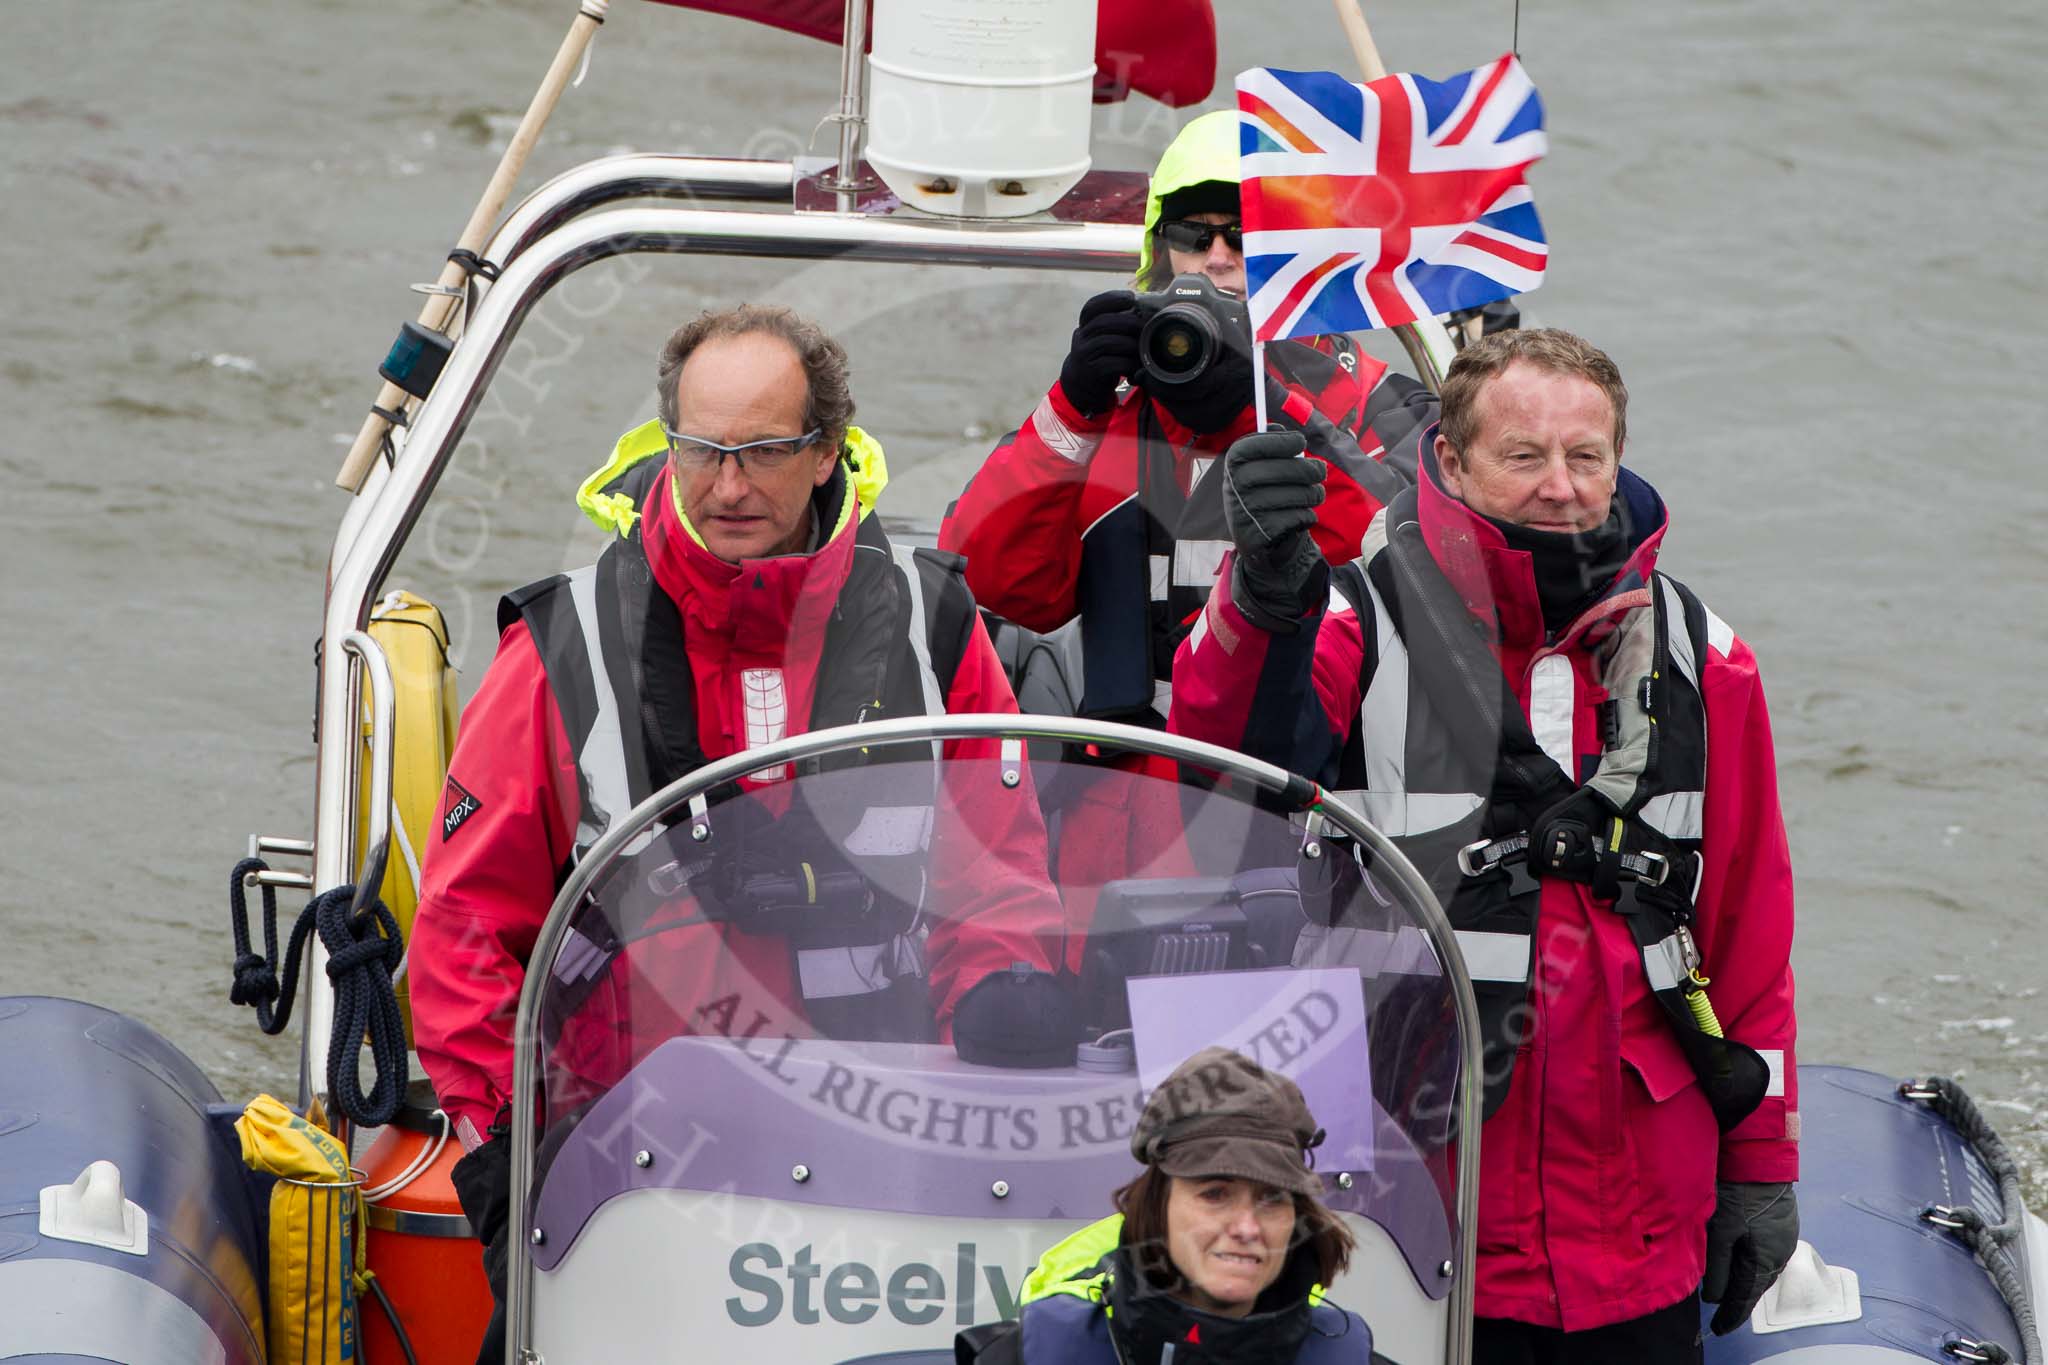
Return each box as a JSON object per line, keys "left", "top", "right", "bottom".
{"left": 1328, "top": 0, "right": 1457, "bottom": 393}
{"left": 1253, "top": 340, "right": 1270, "bottom": 431}
{"left": 334, "top": 1, "right": 613, "bottom": 493}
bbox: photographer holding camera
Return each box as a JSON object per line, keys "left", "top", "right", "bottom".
{"left": 940, "top": 110, "right": 1436, "bottom": 729}
{"left": 939, "top": 111, "right": 1437, "bottom": 971}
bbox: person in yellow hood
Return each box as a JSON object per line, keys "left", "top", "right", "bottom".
{"left": 940, "top": 110, "right": 1437, "bottom": 731}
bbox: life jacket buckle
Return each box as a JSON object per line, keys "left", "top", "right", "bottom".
{"left": 1633, "top": 849, "right": 1673, "bottom": 887}
{"left": 1457, "top": 832, "right": 1528, "bottom": 878}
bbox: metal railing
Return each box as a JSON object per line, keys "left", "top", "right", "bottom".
{"left": 500, "top": 714, "right": 1484, "bottom": 1365}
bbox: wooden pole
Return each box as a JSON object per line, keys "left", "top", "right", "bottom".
{"left": 1330, "top": 0, "right": 1387, "bottom": 81}
{"left": 334, "top": 2, "right": 612, "bottom": 492}
{"left": 1327, "top": 0, "right": 1453, "bottom": 392}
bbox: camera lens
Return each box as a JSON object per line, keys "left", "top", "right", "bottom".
{"left": 1139, "top": 304, "right": 1219, "bottom": 387}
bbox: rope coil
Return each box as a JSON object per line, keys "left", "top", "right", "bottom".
{"left": 228, "top": 856, "right": 409, "bottom": 1128}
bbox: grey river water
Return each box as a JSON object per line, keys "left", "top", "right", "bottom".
{"left": 4, "top": 0, "right": 2046, "bottom": 1191}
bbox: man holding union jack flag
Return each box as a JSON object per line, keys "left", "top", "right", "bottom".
{"left": 1173, "top": 326, "right": 1801, "bottom": 1360}
{"left": 1183, "top": 63, "right": 1798, "bottom": 1355}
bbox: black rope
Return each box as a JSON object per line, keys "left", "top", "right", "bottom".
{"left": 1513, "top": 0, "right": 1520, "bottom": 56}
{"left": 363, "top": 1273, "right": 421, "bottom": 1365}
{"left": 1908, "top": 1077, "right": 2041, "bottom": 1365}
{"left": 369, "top": 402, "right": 411, "bottom": 430}
{"left": 228, "top": 858, "right": 315, "bottom": 1034}
{"left": 227, "top": 856, "right": 409, "bottom": 1128}
{"left": 327, "top": 879, "right": 409, "bottom": 1129}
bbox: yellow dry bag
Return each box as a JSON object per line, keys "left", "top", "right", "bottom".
{"left": 236, "top": 1094, "right": 363, "bottom": 1364}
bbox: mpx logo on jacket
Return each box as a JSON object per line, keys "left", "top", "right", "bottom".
{"left": 440, "top": 777, "right": 481, "bottom": 842}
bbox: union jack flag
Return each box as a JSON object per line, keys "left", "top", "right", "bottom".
{"left": 1236, "top": 55, "right": 1547, "bottom": 341}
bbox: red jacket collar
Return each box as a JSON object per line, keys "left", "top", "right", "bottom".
{"left": 1411, "top": 423, "right": 1669, "bottom": 651}
{"left": 638, "top": 461, "right": 859, "bottom": 645}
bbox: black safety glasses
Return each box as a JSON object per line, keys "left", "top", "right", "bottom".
{"left": 1158, "top": 219, "right": 1244, "bottom": 254}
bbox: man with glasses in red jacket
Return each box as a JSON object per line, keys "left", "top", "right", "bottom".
{"left": 410, "top": 305, "right": 1067, "bottom": 1364}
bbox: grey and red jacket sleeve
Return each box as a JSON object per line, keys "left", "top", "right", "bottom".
{"left": 1695, "top": 629, "right": 1800, "bottom": 1182}
{"left": 938, "top": 382, "right": 1107, "bottom": 634}
{"left": 409, "top": 621, "right": 578, "bottom": 1149}
{"left": 925, "top": 616, "right": 1066, "bottom": 1025}
{"left": 940, "top": 366, "right": 1406, "bottom": 635}
{"left": 1169, "top": 554, "right": 1366, "bottom": 780}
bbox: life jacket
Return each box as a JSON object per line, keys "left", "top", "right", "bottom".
{"left": 503, "top": 451, "right": 979, "bottom": 1037}
{"left": 1077, "top": 344, "right": 1409, "bottom": 722}
{"left": 958, "top": 1215, "right": 1373, "bottom": 1365}
{"left": 1322, "top": 491, "right": 1769, "bottom": 1131}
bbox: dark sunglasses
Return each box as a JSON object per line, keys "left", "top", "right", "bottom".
{"left": 1158, "top": 219, "right": 1244, "bottom": 254}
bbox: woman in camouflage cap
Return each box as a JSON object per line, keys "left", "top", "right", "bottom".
{"left": 958, "top": 1046, "right": 1373, "bottom": 1364}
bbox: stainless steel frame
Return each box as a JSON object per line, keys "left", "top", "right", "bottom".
{"left": 484, "top": 156, "right": 796, "bottom": 270}
{"left": 309, "top": 192, "right": 1142, "bottom": 1121}
{"left": 299, "top": 630, "right": 396, "bottom": 1113}
{"left": 304, "top": 166, "right": 1479, "bottom": 1361}
{"left": 343, "top": 629, "right": 397, "bottom": 883}
{"left": 504, "top": 714, "right": 1483, "bottom": 1365}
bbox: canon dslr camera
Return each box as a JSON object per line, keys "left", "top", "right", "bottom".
{"left": 1135, "top": 272, "right": 1253, "bottom": 389}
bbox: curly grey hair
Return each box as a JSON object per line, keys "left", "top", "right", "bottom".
{"left": 655, "top": 304, "right": 856, "bottom": 453}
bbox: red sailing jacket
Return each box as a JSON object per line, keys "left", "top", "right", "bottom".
{"left": 410, "top": 462, "right": 1062, "bottom": 1147}
{"left": 1170, "top": 454, "right": 1798, "bottom": 1331}
{"left": 940, "top": 344, "right": 1413, "bottom": 639}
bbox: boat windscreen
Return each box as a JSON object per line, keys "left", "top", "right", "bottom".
{"left": 525, "top": 745, "right": 1463, "bottom": 1296}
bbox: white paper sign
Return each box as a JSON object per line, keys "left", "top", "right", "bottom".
{"left": 1126, "top": 967, "right": 1374, "bottom": 1172}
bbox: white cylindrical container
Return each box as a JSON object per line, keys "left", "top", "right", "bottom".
{"left": 866, "top": 0, "right": 1097, "bottom": 218}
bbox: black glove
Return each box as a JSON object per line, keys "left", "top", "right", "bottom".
{"left": 1058, "top": 291, "right": 1143, "bottom": 416}
{"left": 1149, "top": 340, "right": 1260, "bottom": 435}
{"left": 1703, "top": 1180, "right": 1799, "bottom": 1335}
{"left": 951, "top": 964, "right": 1078, "bottom": 1069}
{"left": 450, "top": 1129, "right": 513, "bottom": 1296}
{"left": 1222, "top": 429, "right": 1326, "bottom": 633}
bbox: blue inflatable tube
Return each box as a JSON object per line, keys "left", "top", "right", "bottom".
{"left": 1706, "top": 1065, "right": 2039, "bottom": 1363}
{"left": 0, "top": 997, "right": 266, "bottom": 1364}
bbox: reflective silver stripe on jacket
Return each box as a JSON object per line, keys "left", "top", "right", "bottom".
{"left": 797, "top": 933, "right": 925, "bottom": 1000}
{"left": 1338, "top": 570, "right": 1488, "bottom": 837}
{"left": 1658, "top": 576, "right": 1700, "bottom": 694}
{"left": 888, "top": 543, "right": 947, "bottom": 761}
{"left": 1642, "top": 931, "right": 1693, "bottom": 993}
{"left": 1455, "top": 930, "right": 1533, "bottom": 983}
{"left": 566, "top": 565, "right": 629, "bottom": 860}
{"left": 1146, "top": 539, "right": 1233, "bottom": 606}
{"left": 1649, "top": 576, "right": 1707, "bottom": 840}
{"left": 842, "top": 805, "right": 936, "bottom": 856}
